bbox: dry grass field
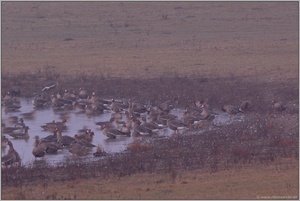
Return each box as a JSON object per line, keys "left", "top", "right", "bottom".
{"left": 1, "top": 1, "right": 299, "bottom": 200}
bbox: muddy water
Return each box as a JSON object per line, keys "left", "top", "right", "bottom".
{"left": 1, "top": 99, "right": 245, "bottom": 167}
{"left": 1, "top": 99, "right": 186, "bottom": 166}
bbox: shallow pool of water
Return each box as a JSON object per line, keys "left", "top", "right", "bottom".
{"left": 1, "top": 99, "right": 186, "bottom": 166}
{"left": 2, "top": 98, "right": 244, "bottom": 167}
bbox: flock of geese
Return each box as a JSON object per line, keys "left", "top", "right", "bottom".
{"left": 1, "top": 82, "right": 287, "bottom": 168}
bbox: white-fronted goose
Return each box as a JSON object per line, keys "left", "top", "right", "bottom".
{"left": 159, "top": 97, "right": 178, "bottom": 113}
{"left": 1, "top": 141, "right": 21, "bottom": 167}
{"left": 78, "top": 87, "right": 88, "bottom": 99}
{"left": 167, "top": 119, "right": 188, "bottom": 134}
{"left": 100, "top": 124, "right": 130, "bottom": 139}
{"left": 56, "top": 129, "right": 76, "bottom": 148}
{"left": 222, "top": 105, "right": 240, "bottom": 115}
{"left": 8, "top": 126, "right": 30, "bottom": 140}
{"left": 272, "top": 100, "right": 287, "bottom": 111}
{"left": 10, "top": 82, "right": 21, "bottom": 97}
{"left": 68, "top": 141, "right": 89, "bottom": 157}
{"left": 239, "top": 100, "right": 252, "bottom": 112}
{"left": 141, "top": 116, "right": 163, "bottom": 132}
{"left": 132, "top": 119, "right": 152, "bottom": 136}
{"left": 93, "top": 145, "right": 107, "bottom": 157}
{"left": 32, "top": 136, "right": 46, "bottom": 159}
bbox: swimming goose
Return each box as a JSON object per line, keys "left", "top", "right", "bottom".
{"left": 131, "top": 119, "right": 152, "bottom": 136}
{"left": 74, "top": 135, "right": 96, "bottom": 148}
{"left": 68, "top": 141, "right": 90, "bottom": 157}
{"left": 75, "top": 128, "right": 94, "bottom": 142}
{"left": 157, "top": 112, "right": 177, "bottom": 125}
{"left": 159, "top": 97, "right": 179, "bottom": 113}
{"left": 8, "top": 116, "right": 19, "bottom": 124}
{"left": 56, "top": 129, "right": 76, "bottom": 148}
{"left": 21, "top": 110, "right": 36, "bottom": 120}
{"left": 100, "top": 124, "right": 130, "bottom": 139}
{"left": 39, "top": 130, "right": 61, "bottom": 154}
{"left": 95, "top": 117, "right": 116, "bottom": 129}
{"left": 141, "top": 116, "right": 163, "bottom": 132}
{"left": 32, "top": 136, "right": 46, "bottom": 159}
{"left": 32, "top": 93, "right": 50, "bottom": 108}
{"left": 8, "top": 126, "right": 30, "bottom": 140}
{"left": 1, "top": 141, "right": 21, "bottom": 167}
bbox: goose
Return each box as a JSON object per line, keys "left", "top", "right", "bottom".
{"left": 39, "top": 132, "right": 61, "bottom": 154}
{"left": 2, "top": 136, "right": 9, "bottom": 149}
{"left": 32, "top": 136, "right": 46, "bottom": 159}
{"left": 1, "top": 141, "right": 21, "bottom": 167}
{"left": 10, "top": 83, "right": 21, "bottom": 97}
{"left": 8, "top": 126, "right": 30, "bottom": 140}
{"left": 2, "top": 124, "right": 22, "bottom": 134}
{"left": 272, "top": 100, "right": 287, "bottom": 111}
{"left": 167, "top": 119, "right": 188, "bottom": 134}
{"left": 75, "top": 128, "right": 94, "bottom": 142}
{"left": 141, "top": 116, "right": 163, "bottom": 132}
{"left": 159, "top": 97, "right": 178, "bottom": 113}
{"left": 119, "top": 123, "right": 131, "bottom": 136}
{"left": 93, "top": 145, "right": 107, "bottom": 157}
{"left": 74, "top": 135, "right": 96, "bottom": 148}
{"left": 56, "top": 129, "right": 76, "bottom": 148}
{"left": 78, "top": 87, "right": 88, "bottom": 99}
{"left": 182, "top": 111, "right": 202, "bottom": 129}
{"left": 239, "top": 100, "right": 252, "bottom": 112}
{"left": 3, "top": 92, "right": 13, "bottom": 106}
{"left": 157, "top": 112, "right": 177, "bottom": 125}
{"left": 222, "top": 105, "right": 240, "bottom": 115}
{"left": 68, "top": 141, "right": 89, "bottom": 157}
{"left": 32, "top": 93, "right": 50, "bottom": 108}
{"left": 95, "top": 117, "right": 116, "bottom": 129}
{"left": 4, "top": 104, "right": 21, "bottom": 112}
{"left": 21, "top": 110, "right": 36, "bottom": 120}
{"left": 131, "top": 119, "right": 152, "bottom": 136}
{"left": 8, "top": 116, "right": 19, "bottom": 124}
{"left": 100, "top": 124, "right": 130, "bottom": 139}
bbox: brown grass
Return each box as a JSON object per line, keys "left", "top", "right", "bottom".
{"left": 2, "top": 2, "right": 298, "bottom": 81}
{"left": 2, "top": 158, "right": 298, "bottom": 200}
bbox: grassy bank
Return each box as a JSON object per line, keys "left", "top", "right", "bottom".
{"left": 2, "top": 158, "right": 298, "bottom": 200}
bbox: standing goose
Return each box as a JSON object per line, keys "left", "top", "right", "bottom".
{"left": 167, "top": 119, "right": 188, "bottom": 134}
{"left": 239, "top": 100, "right": 252, "bottom": 112}
{"left": 32, "top": 136, "right": 46, "bottom": 159}
{"left": 222, "top": 105, "right": 240, "bottom": 115}
{"left": 10, "top": 82, "right": 21, "bottom": 97}
{"left": 272, "top": 100, "right": 287, "bottom": 111}
{"left": 93, "top": 145, "right": 107, "bottom": 157}
{"left": 1, "top": 141, "right": 21, "bottom": 167}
